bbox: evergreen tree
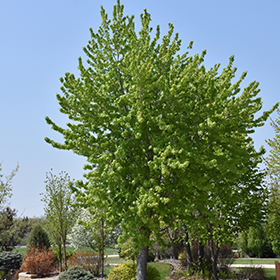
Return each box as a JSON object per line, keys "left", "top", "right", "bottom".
{"left": 28, "top": 224, "right": 50, "bottom": 250}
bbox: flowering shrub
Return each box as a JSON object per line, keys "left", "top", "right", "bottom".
{"left": 20, "top": 247, "right": 56, "bottom": 277}
{"left": 67, "top": 251, "right": 100, "bottom": 276}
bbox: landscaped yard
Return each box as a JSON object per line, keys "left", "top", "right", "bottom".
{"left": 233, "top": 259, "right": 277, "bottom": 280}
{"left": 12, "top": 248, "right": 278, "bottom": 280}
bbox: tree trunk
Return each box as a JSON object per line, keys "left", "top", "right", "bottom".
{"left": 197, "top": 241, "right": 204, "bottom": 272}
{"left": 136, "top": 246, "right": 148, "bottom": 280}
{"left": 172, "top": 230, "right": 179, "bottom": 260}
{"left": 100, "top": 219, "right": 105, "bottom": 278}
{"left": 63, "top": 242, "right": 67, "bottom": 271}
{"left": 209, "top": 235, "right": 219, "bottom": 280}
{"left": 58, "top": 243, "right": 62, "bottom": 272}
{"left": 183, "top": 229, "right": 193, "bottom": 272}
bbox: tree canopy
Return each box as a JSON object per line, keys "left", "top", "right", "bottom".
{"left": 265, "top": 109, "right": 280, "bottom": 255}
{"left": 45, "top": 1, "right": 277, "bottom": 279}
{"left": 0, "top": 207, "right": 29, "bottom": 252}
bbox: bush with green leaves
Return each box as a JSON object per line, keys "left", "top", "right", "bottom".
{"left": 107, "top": 261, "right": 160, "bottom": 280}
{"left": 0, "top": 251, "right": 22, "bottom": 274}
{"left": 119, "top": 238, "right": 138, "bottom": 261}
{"left": 28, "top": 224, "right": 50, "bottom": 249}
{"left": 58, "top": 266, "right": 94, "bottom": 280}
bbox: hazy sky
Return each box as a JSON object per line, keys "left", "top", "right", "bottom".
{"left": 1, "top": 1, "right": 279, "bottom": 218}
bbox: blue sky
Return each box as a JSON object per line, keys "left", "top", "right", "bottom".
{"left": 1, "top": 1, "right": 279, "bottom": 218}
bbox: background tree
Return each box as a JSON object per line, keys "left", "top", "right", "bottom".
{"left": 265, "top": 109, "right": 280, "bottom": 255}
{"left": 247, "top": 225, "right": 266, "bottom": 257}
{"left": 265, "top": 186, "right": 280, "bottom": 255}
{"left": 27, "top": 223, "right": 50, "bottom": 250}
{"left": 40, "top": 170, "right": 77, "bottom": 271}
{"left": 0, "top": 207, "right": 30, "bottom": 252}
{"left": 0, "top": 163, "right": 18, "bottom": 209}
{"left": 68, "top": 207, "right": 121, "bottom": 277}
{"left": 45, "top": 1, "right": 277, "bottom": 279}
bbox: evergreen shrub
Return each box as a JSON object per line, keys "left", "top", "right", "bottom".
{"left": 28, "top": 224, "right": 50, "bottom": 249}
{"left": 0, "top": 251, "right": 22, "bottom": 273}
{"left": 58, "top": 266, "right": 94, "bottom": 280}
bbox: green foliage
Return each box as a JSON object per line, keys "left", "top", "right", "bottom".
{"left": 58, "top": 266, "right": 94, "bottom": 280}
{"left": 119, "top": 238, "right": 138, "bottom": 261}
{"left": 28, "top": 224, "right": 50, "bottom": 249}
{"left": 0, "top": 251, "right": 22, "bottom": 273}
{"left": 41, "top": 170, "right": 77, "bottom": 271}
{"left": 107, "top": 261, "right": 160, "bottom": 280}
{"left": 247, "top": 225, "right": 266, "bottom": 257}
{"left": 52, "top": 245, "right": 73, "bottom": 263}
{"left": 265, "top": 109, "right": 280, "bottom": 256}
{"left": 0, "top": 163, "right": 18, "bottom": 210}
{"left": 0, "top": 207, "right": 30, "bottom": 252}
{"left": 265, "top": 187, "right": 280, "bottom": 255}
{"left": 45, "top": 0, "right": 278, "bottom": 278}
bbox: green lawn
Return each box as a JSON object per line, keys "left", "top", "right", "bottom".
{"left": 234, "top": 258, "right": 280, "bottom": 265}
{"left": 106, "top": 256, "right": 124, "bottom": 265}
{"left": 13, "top": 246, "right": 119, "bottom": 256}
{"left": 233, "top": 259, "right": 277, "bottom": 280}
{"left": 149, "top": 262, "right": 170, "bottom": 280}
{"left": 265, "top": 268, "right": 276, "bottom": 280}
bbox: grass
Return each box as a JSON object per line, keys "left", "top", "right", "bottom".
{"left": 233, "top": 259, "right": 277, "bottom": 280}
{"left": 149, "top": 262, "right": 171, "bottom": 280}
{"left": 13, "top": 246, "right": 119, "bottom": 256}
{"left": 106, "top": 256, "right": 124, "bottom": 265}
{"left": 13, "top": 247, "right": 26, "bottom": 255}
{"left": 234, "top": 258, "right": 280, "bottom": 265}
{"left": 265, "top": 268, "right": 276, "bottom": 280}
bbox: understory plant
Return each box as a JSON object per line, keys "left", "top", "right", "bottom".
{"left": 58, "top": 266, "right": 94, "bottom": 280}
{"left": 0, "top": 252, "right": 22, "bottom": 280}
{"left": 20, "top": 247, "right": 56, "bottom": 277}
{"left": 107, "top": 261, "right": 160, "bottom": 280}
{"left": 67, "top": 250, "right": 100, "bottom": 276}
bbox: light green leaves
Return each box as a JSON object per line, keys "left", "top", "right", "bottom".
{"left": 45, "top": 0, "right": 277, "bottom": 253}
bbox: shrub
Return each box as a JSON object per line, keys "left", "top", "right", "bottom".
{"left": 119, "top": 238, "right": 138, "bottom": 261}
{"left": 107, "top": 261, "right": 160, "bottom": 280}
{"left": 28, "top": 224, "right": 50, "bottom": 249}
{"left": 218, "top": 244, "right": 237, "bottom": 273}
{"left": 67, "top": 251, "right": 100, "bottom": 276}
{"left": 0, "top": 251, "right": 22, "bottom": 273}
{"left": 180, "top": 241, "right": 212, "bottom": 273}
{"left": 238, "top": 266, "right": 265, "bottom": 280}
{"left": 20, "top": 247, "right": 56, "bottom": 277}
{"left": 0, "top": 251, "right": 22, "bottom": 279}
{"left": 58, "top": 266, "right": 94, "bottom": 280}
